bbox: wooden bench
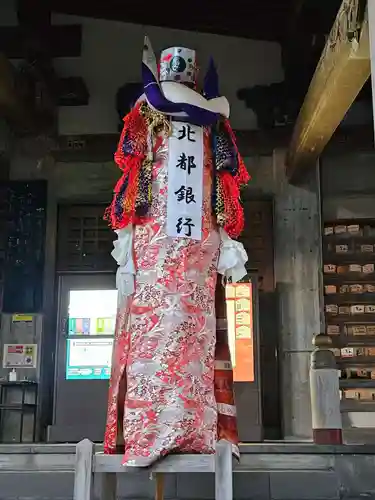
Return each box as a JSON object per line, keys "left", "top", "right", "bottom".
{"left": 73, "top": 439, "right": 233, "bottom": 500}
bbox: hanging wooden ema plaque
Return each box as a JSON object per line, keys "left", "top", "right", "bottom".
{"left": 225, "top": 281, "right": 254, "bottom": 382}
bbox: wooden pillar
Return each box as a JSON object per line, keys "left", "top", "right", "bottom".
{"left": 215, "top": 440, "right": 233, "bottom": 500}
{"left": 154, "top": 474, "right": 164, "bottom": 500}
{"left": 310, "top": 334, "right": 342, "bottom": 444}
{"left": 74, "top": 439, "right": 94, "bottom": 500}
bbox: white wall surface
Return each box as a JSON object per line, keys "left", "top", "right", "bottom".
{"left": 0, "top": 1, "right": 284, "bottom": 134}
{"left": 51, "top": 14, "right": 284, "bottom": 134}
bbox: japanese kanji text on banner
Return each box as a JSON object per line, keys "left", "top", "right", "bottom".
{"left": 166, "top": 122, "right": 203, "bottom": 241}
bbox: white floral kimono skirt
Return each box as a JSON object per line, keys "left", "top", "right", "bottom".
{"left": 104, "top": 130, "right": 239, "bottom": 466}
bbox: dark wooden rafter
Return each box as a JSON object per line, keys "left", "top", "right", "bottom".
{"left": 299, "top": 0, "right": 353, "bottom": 35}
{"left": 16, "top": 0, "right": 53, "bottom": 80}
{"left": 286, "top": 0, "right": 370, "bottom": 182}
{"left": 0, "top": 54, "right": 34, "bottom": 127}
{"left": 0, "top": 0, "right": 83, "bottom": 129}
{"left": 46, "top": 0, "right": 343, "bottom": 41}
{"left": 0, "top": 25, "right": 81, "bottom": 59}
{"left": 287, "top": 0, "right": 308, "bottom": 33}
{"left": 282, "top": 0, "right": 342, "bottom": 105}
{"left": 0, "top": 0, "right": 81, "bottom": 59}
{"left": 237, "top": 0, "right": 345, "bottom": 132}
{"left": 48, "top": 0, "right": 291, "bottom": 41}
{"left": 14, "top": 0, "right": 57, "bottom": 132}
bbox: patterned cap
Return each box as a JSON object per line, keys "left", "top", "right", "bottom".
{"left": 159, "top": 47, "right": 197, "bottom": 85}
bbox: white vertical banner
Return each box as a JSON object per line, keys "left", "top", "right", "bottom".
{"left": 166, "top": 121, "right": 204, "bottom": 241}
{"left": 369, "top": 0, "right": 375, "bottom": 141}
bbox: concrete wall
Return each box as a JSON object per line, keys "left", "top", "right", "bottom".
{"left": 321, "top": 151, "right": 375, "bottom": 221}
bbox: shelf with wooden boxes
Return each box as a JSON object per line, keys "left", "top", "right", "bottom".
{"left": 323, "top": 220, "right": 375, "bottom": 412}
{"left": 340, "top": 387, "right": 375, "bottom": 408}
{"left": 338, "top": 356, "right": 375, "bottom": 408}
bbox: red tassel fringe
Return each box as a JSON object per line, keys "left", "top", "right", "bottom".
{"left": 220, "top": 171, "right": 244, "bottom": 239}
{"left": 114, "top": 104, "right": 148, "bottom": 169}
{"left": 220, "top": 120, "right": 250, "bottom": 239}
{"left": 223, "top": 119, "right": 251, "bottom": 186}
{"left": 104, "top": 155, "right": 143, "bottom": 229}
{"left": 105, "top": 103, "right": 148, "bottom": 229}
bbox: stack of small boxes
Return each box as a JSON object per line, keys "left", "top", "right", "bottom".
{"left": 323, "top": 221, "right": 375, "bottom": 403}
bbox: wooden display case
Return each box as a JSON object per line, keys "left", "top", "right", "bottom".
{"left": 323, "top": 220, "right": 375, "bottom": 418}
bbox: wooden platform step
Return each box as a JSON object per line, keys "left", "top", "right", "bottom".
{"left": 73, "top": 439, "right": 233, "bottom": 500}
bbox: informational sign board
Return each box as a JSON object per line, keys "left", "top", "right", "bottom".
{"left": 3, "top": 343, "right": 38, "bottom": 369}
{"left": 65, "top": 289, "right": 117, "bottom": 380}
{"left": 66, "top": 338, "right": 113, "bottom": 380}
{"left": 225, "top": 282, "right": 254, "bottom": 382}
{"left": 67, "top": 290, "right": 117, "bottom": 336}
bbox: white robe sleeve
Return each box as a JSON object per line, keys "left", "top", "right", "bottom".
{"left": 217, "top": 228, "right": 248, "bottom": 283}
{"left": 111, "top": 226, "right": 135, "bottom": 304}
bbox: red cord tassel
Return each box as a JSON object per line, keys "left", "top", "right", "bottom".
{"left": 105, "top": 155, "right": 143, "bottom": 229}
{"left": 105, "top": 102, "right": 148, "bottom": 229}
{"left": 223, "top": 119, "right": 251, "bottom": 186}
{"left": 220, "top": 171, "right": 244, "bottom": 239}
{"left": 114, "top": 103, "right": 148, "bottom": 170}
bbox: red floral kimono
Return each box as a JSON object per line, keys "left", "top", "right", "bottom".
{"left": 104, "top": 102, "right": 248, "bottom": 466}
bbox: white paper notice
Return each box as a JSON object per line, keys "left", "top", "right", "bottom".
{"left": 166, "top": 121, "right": 204, "bottom": 241}
{"left": 2, "top": 344, "right": 38, "bottom": 369}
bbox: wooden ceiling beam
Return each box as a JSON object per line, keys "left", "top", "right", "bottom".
{"left": 286, "top": 0, "right": 370, "bottom": 182}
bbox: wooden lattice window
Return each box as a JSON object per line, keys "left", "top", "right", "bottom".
{"left": 0, "top": 181, "right": 47, "bottom": 312}
{"left": 240, "top": 199, "right": 274, "bottom": 292}
{"left": 56, "top": 205, "right": 116, "bottom": 272}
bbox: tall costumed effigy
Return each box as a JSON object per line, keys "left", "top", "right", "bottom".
{"left": 104, "top": 37, "right": 250, "bottom": 467}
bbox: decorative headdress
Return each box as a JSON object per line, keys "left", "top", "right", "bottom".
{"left": 159, "top": 47, "right": 197, "bottom": 86}
{"left": 142, "top": 36, "right": 229, "bottom": 126}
